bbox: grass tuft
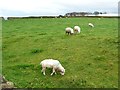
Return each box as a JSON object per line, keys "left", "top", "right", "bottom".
{"left": 30, "top": 48, "right": 44, "bottom": 54}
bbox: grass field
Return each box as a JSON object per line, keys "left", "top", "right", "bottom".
{"left": 2, "top": 17, "right": 118, "bottom": 88}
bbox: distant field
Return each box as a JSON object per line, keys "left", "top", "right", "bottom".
{"left": 2, "top": 17, "right": 118, "bottom": 88}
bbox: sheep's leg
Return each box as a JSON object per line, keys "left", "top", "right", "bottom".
{"left": 41, "top": 67, "right": 46, "bottom": 75}
{"left": 65, "top": 31, "right": 67, "bottom": 35}
{"left": 66, "top": 31, "right": 69, "bottom": 35}
{"left": 41, "top": 67, "right": 45, "bottom": 72}
{"left": 43, "top": 71, "right": 46, "bottom": 75}
{"left": 51, "top": 68, "right": 56, "bottom": 76}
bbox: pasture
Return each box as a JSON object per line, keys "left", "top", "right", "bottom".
{"left": 2, "top": 17, "right": 118, "bottom": 88}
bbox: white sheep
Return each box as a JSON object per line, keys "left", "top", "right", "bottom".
{"left": 40, "top": 59, "right": 65, "bottom": 76}
{"left": 65, "top": 27, "right": 74, "bottom": 35}
{"left": 74, "top": 26, "right": 81, "bottom": 33}
{"left": 88, "top": 23, "right": 94, "bottom": 28}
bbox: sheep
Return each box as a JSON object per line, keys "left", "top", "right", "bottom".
{"left": 40, "top": 59, "right": 65, "bottom": 76}
{"left": 0, "top": 75, "right": 15, "bottom": 89}
{"left": 65, "top": 27, "right": 74, "bottom": 35}
{"left": 88, "top": 23, "right": 94, "bottom": 28}
{"left": 74, "top": 26, "right": 81, "bottom": 34}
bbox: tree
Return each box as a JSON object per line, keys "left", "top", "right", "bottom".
{"left": 80, "top": 12, "right": 87, "bottom": 16}
{"left": 94, "top": 11, "right": 99, "bottom": 16}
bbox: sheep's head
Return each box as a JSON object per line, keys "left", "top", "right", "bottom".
{"left": 56, "top": 66, "right": 65, "bottom": 75}
{"left": 59, "top": 68, "right": 65, "bottom": 75}
{"left": 70, "top": 33, "right": 74, "bottom": 35}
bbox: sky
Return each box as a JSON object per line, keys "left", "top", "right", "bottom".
{"left": 0, "top": 0, "right": 119, "bottom": 17}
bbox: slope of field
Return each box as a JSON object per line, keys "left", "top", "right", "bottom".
{"left": 2, "top": 17, "right": 118, "bottom": 88}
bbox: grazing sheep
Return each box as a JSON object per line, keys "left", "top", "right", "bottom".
{"left": 40, "top": 59, "right": 65, "bottom": 76}
{"left": 88, "top": 23, "right": 94, "bottom": 28}
{"left": 65, "top": 27, "right": 74, "bottom": 35}
{"left": 74, "top": 26, "right": 81, "bottom": 34}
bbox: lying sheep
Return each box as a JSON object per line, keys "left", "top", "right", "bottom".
{"left": 88, "top": 23, "right": 94, "bottom": 28}
{"left": 0, "top": 75, "right": 15, "bottom": 89}
{"left": 65, "top": 27, "right": 74, "bottom": 35}
{"left": 40, "top": 59, "right": 65, "bottom": 76}
{"left": 74, "top": 26, "right": 81, "bottom": 34}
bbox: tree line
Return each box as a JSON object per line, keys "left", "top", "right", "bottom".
{"left": 64, "top": 11, "right": 107, "bottom": 17}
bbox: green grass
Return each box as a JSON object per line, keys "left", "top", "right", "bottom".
{"left": 2, "top": 17, "right": 118, "bottom": 88}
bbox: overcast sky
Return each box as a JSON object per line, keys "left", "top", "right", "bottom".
{"left": 0, "top": 0, "right": 119, "bottom": 16}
